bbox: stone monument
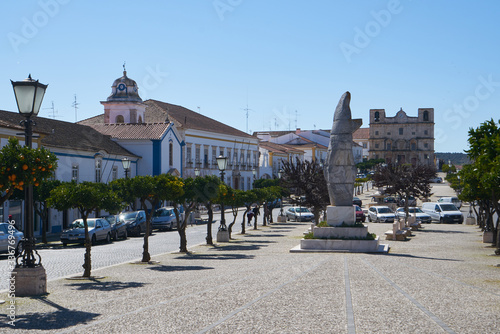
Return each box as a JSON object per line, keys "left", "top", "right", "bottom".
{"left": 292, "top": 92, "right": 387, "bottom": 253}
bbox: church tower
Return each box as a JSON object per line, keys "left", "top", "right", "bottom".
{"left": 101, "top": 65, "right": 145, "bottom": 124}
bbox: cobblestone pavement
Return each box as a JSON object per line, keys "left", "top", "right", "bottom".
{"left": 2, "top": 180, "right": 498, "bottom": 333}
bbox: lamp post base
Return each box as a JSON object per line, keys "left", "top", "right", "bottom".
{"left": 216, "top": 230, "right": 229, "bottom": 242}
{"left": 12, "top": 265, "right": 47, "bottom": 296}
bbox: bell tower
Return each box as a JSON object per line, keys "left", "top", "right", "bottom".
{"left": 101, "top": 64, "right": 145, "bottom": 124}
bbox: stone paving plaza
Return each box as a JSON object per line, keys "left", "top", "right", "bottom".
{"left": 1, "top": 216, "right": 499, "bottom": 333}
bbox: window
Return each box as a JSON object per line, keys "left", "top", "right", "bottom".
{"left": 204, "top": 147, "right": 208, "bottom": 168}
{"left": 169, "top": 141, "right": 174, "bottom": 166}
{"left": 195, "top": 146, "right": 200, "bottom": 164}
{"left": 115, "top": 115, "right": 124, "bottom": 123}
{"left": 375, "top": 131, "right": 379, "bottom": 136}
{"left": 375, "top": 144, "right": 379, "bottom": 149}
{"left": 387, "top": 143, "right": 391, "bottom": 150}
{"left": 362, "top": 142, "right": 367, "bottom": 148}
{"left": 72, "top": 165, "right": 79, "bottom": 182}
{"left": 399, "top": 128, "right": 403, "bottom": 135}
{"left": 387, "top": 132, "right": 391, "bottom": 135}
{"left": 95, "top": 158, "right": 102, "bottom": 183}
{"left": 412, "top": 132, "right": 415, "bottom": 135}
{"left": 424, "top": 130, "right": 428, "bottom": 135}
{"left": 374, "top": 111, "right": 380, "bottom": 122}
{"left": 247, "top": 177, "right": 251, "bottom": 190}
{"left": 186, "top": 146, "right": 192, "bottom": 163}
{"left": 423, "top": 110, "right": 429, "bottom": 121}
{"left": 411, "top": 143, "right": 416, "bottom": 151}
{"left": 112, "top": 166, "right": 118, "bottom": 181}
{"left": 424, "top": 143, "right": 428, "bottom": 148}
{"left": 212, "top": 147, "right": 217, "bottom": 164}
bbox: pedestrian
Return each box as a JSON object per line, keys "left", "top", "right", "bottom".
{"left": 252, "top": 206, "right": 260, "bottom": 225}
{"left": 247, "top": 210, "right": 254, "bottom": 226}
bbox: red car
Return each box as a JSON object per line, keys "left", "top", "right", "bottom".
{"left": 354, "top": 205, "right": 366, "bottom": 222}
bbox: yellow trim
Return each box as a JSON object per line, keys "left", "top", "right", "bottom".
{"left": 269, "top": 152, "right": 273, "bottom": 167}
{"left": 186, "top": 133, "right": 258, "bottom": 146}
{"left": 311, "top": 147, "right": 316, "bottom": 162}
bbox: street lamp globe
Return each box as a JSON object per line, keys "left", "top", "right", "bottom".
{"left": 216, "top": 155, "right": 228, "bottom": 172}
{"left": 121, "top": 157, "right": 131, "bottom": 170}
{"left": 11, "top": 74, "right": 48, "bottom": 117}
{"left": 194, "top": 167, "right": 200, "bottom": 177}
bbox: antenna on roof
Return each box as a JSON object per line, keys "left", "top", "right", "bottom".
{"left": 72, "top": 94, "right": 80, "bottom": 122}
{"left": 43, "top": 101, "right": 60, "bottom": 119}
{"left": 242, "top": 91, "right": 254, "bottom": 134}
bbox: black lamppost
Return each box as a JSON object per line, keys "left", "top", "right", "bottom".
{"left": 12, "top": 75, "right": 47, "bottom": 270}
{"left": 121, "top": 157, "right": 131, "bottom": 178}
{"left": 216, "top": 155, "right": 228, "bottom": 231}
{"left": 278, "top": 169, "right": 284, "bottom": 217}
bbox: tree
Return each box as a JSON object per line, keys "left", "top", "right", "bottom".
{"left": 373, "top": 163, "right": 436, "bottom": 222}
{"left": 281, "top": 159, "right": 329, "bottom": 224}
{"left": 219, "top": 187, "right": 244, "bottom": 239}
{"left": 34, "top": 180, "right": 62, "bottom": 244}
{"left": 192, "top": 175, "right": 221, "bottom": 245}
{"left": 464, "top": 118, "right": 500, "bottom": 251}
{"left": 0, "top": 137, "right": 57, "bottom": 205}
{"left": 48, "top": 182, "right": 121, "bottom": 277}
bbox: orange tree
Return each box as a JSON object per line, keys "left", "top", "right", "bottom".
{"left": 47, "top": 181, "right": 121, "bottom": 277}
{"left": 218, "top": 187, "right": 245, "bottom": 239}
{"left": 0, "top": 137, "right": 57, "bottom": 205}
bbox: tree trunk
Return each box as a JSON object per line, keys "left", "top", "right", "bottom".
{"left": 82, "top": 213, "right": 91, "bottom": 278}
{"left": 241, "top": 208, "right": 249, "bottom": 235}
{"left": 41, "top": 206, "right": 48, "bottom": 244}
{"left": 262, "top": 204, "right": 268, "bottom": 226}
{"left": 206, "top": 206, "right": 213, "bottom": 245}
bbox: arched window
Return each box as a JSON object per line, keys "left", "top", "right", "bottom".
{"left": 138, "top": 115, "right": 143, "bottom": 124}
{"left": 423, "top": 110, "right": 429, "bottom": 121}
{"left": 115, "top": 115, "right": 124, "bottom": 123}
{"left": 169, "top": 140, "right": 174, "bottom": 166}
{"left": 374, "top": 111, "right": 380, "bottom": 122}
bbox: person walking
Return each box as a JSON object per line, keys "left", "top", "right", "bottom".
{"left": 252, "top": 206, "right": 260, "bottom": 227}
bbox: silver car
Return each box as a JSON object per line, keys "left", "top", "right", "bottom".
{"left": 395, "top": 207, "right": 432, "bottom": 223}
{"left": 0, "top": 223, "right": 24, "bottom": 256}
{"left": 60, "top": 218, "right": 112, "bottom": 246}
{"left": 367, "top": 206, "right": 396, "bottom": 223}
{"left": 285, "top": 207, "right": 315, "bottom": 222}
{"left": 152, "top": 207, "right": 182, "bottom": 231}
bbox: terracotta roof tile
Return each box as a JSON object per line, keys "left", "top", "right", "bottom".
{"left": 353, "top": 127, "right": 369, "bottom": 139}
{"left": 87, "top": 123, "right": 171, "bottom": 140}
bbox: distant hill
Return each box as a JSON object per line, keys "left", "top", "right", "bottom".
{"left": 435, "top": 152, "right": 471, "bottom": 166}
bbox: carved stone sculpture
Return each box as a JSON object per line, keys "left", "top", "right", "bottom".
{"left": 325, "top": 92, "right": 362, "bottom": 206}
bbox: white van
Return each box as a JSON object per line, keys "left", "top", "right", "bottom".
{"left": 421, "top": 202, "right": 463, "bottom": 224}
{"left": 438, "top": 196, "right": 462, "bottom": 209}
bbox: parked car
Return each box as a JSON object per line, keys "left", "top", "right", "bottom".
{"left": 367, "top": 206, "right": 396, "bottom": 223}
{"left": 354, "top": 205, "right": 366, "bottom": 222}
{"left": 421, "top": 202, "right": 463, "bottom": 224}
{"left": 285, "top": 207, "right": 314, "bottom": 222}
{"left": 383, "top": 196, "right": 397, "bottom": 204}
{"left": 0, "top": 222, "right": 23, "bottom": 256}
{"left": 430, "top": 176, "right": 443, "bottom": 183}
{"left": 397, "top": 196, "right": 417, "bottom": 207}
{"left": 395, "top": 207, "right": 432, "bottom": 224}
{"left": 60, "top": 218, "right": 112, "bottom": 246}
{"left": 353, "top": 197, "right": 362, "bottom": 207}
{"left": 438, "top": 196, "right": 462, "bottom": 209}
{"left": 118, "top": 210, "right": 148, "bottom": 236}
{"left": 152, "top": 207, "right": 181, "bottom": 231}
{"left": 102, "top": 215, "right": 127, "bottom": 240}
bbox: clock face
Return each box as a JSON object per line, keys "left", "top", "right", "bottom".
{"left": 118, "top": 83, "right": 126, "bottom": 91}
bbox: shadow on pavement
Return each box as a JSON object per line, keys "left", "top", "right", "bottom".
{"left": 372, "top": 253, "right": 463, "bottom": 262}
{"left": 175, "top": 253, "right": 255, "bottom": 260}
{"left": 66, "top": 280, "right": 147, "bottom": 291}
{"left": 419, "top": 229, "right": 470, "bottom": 234}
{"left": 147, "top": 265, "right": 214, "bottom": 272}
{"left": 248, "top": 234, "right": 286, "bottom": 238}
{"left": 0, "top": 297, "right": 99, "bottom": 330}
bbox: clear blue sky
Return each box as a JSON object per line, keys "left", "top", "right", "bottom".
{"left": 1, "top": 1, "right": 499, "bottom": 153}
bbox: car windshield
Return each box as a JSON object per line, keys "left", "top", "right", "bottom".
{"left": 378, "top": 208, "right": 392, "bottom": 213}
{"left": 295, "top": 208, "right": 311, "bottom": 213}
{"left": 104, "top": 216, "right": 116, "bottom": 223}
{"left": 355, "top": 205, "right": 361, "bottom": 211}
{"left": 154, "top": 209, "right": 172, "bottom": 217}
{"left": 440, "top": 204, "right": 458, "bottom": 211}
{"left": 121, "top": 212, "right": 138, "bottom": 220}
{"left": 71, "top": 220, "right": 95, "bottom": 228}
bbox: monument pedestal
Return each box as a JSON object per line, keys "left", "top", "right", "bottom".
{"left": 292, "top": 205, "right": 388, "bottom": 253}
{"left": 216, "top": 230, "right": 229, "bottom": 242}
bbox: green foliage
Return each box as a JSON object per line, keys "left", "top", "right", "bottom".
{"left": 0, "top": 137, "right": 58, "bottom": 205}
{"left": 317, "top": 221, "right": 329, "bottom": 227}
{"left": 356, "top": 159, "right": 384, "bottom": 173}
{"left": 253, "top": 178, "right": 279, "bottom": 189}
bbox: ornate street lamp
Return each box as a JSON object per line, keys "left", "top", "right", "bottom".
{"left": 121, "top": 157, "right": 131, "bottom": 179}
{"left": 216, "top": 155, "right": 228, "bottom": 231}
{"left": 194, "top": 167, "right": 200, "bottom": 177}
{"left": 11, "top": 75, "right": 47, "bottom": 270}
